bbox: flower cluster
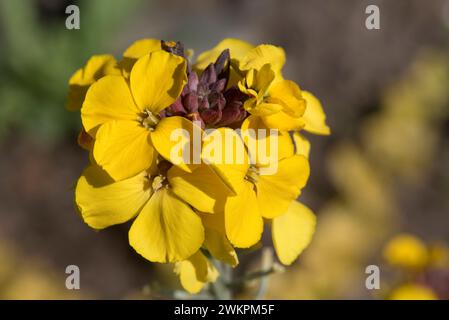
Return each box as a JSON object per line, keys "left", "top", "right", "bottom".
{"left": 66, "top": 38, "right": 330, "bottom": 293}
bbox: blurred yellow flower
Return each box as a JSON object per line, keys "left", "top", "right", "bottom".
{"left": 389, "top": 283, "right": 438, "bottom": 300}
{"left": 383, "top": 234, "right": 429, "bottom": 269}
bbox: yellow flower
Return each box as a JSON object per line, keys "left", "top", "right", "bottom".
{"left": 81, "top": 50, "right": 193, "bottom": 181}
{"left": 66, "top": 54, "right": 120, "bottom": 111}
{"left": 75, "top": 162, "right": 231, "bottom": 263}
{"left": 68, "top": 38, "right": 330, "bottom": 294}
{"left": 383, "top": 234, "right": 429, "bottom": 269}
{"left": 389, "top": 283, "right": 438, "bottom": 300}
{"left": 238, "top": 64, "right": 306, "bottom": 130}
{"left": 202, "top": 128, "right": 310, "bottom": 248}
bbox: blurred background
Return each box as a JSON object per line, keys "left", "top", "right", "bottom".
{"left": 0, "top": 0, "right": 448, "bottom": 299}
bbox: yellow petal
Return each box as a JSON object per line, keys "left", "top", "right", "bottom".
{"left": 81, "top": 75, "right": 140, "bottom": 134}
{"left": 130, "top": 51, "right": 187, "bottom": 113}
{"left": 201, "top": 128, "right": 249, "bottom": 193}
{"left": 262, "top": 110, "right": 305, "bottom": 131}
{"left": 268, "top": 80, "right": 306, "bottom": 117}
{"left": 123, "top": 38, "right": 162, "bottom": 59}
{"left": 248, "top": 63, "right": 275, "bottom": 93}
{"left": 205, "top": 228, "right": 239, "bottom": 267}
{"left": 238, "top": 44, "right": 285, "bottom": 76}
{"left": 129, "top": 188, "right": 204, "bottom": 263}
{"left": 244, "top": 100, "right": 283, "bottom": 116}
{"left": 293, "top": 132, "right": 311, "bottom": 158}
{"left": 168, "top": 164, "right": 232, "bottom": 213}
{"left": 302, "top": 91, "right": 330, "bottom": 135}
{"left": 66, "top": 54, "right": 120, "bottom": 111}
{"left": 194, "top": 38, "right": 254, "bottom": 72}
{"left": 256, "top": 155, "right": 310, "bottom": 218}
{"left": 225, "top": 181, "right": 263, "bottom": 248}
{"left": 75, "top": 165, "right": 151, "bottom": 229}
{"left": 200, "top": 212, "right": 239, "bottom": 266}
{"left": 241, "top": 118, "right": 294, "bottom": 166}
{"left": 120, "top": 39, "right": 162, "bottom": 77}
{"left": 93, "top": 120, "right": 155, "bottom": 181}
{"left": 174, "top": 251, "right": 219, "bottom": 294}
{"left": 150, "top": 116, "right": 202, "bottom": 173}
{"left": 272, "top": 201, "right": 316, "bottom": 265}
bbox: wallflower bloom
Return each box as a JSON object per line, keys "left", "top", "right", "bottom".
{"left": 68, "top": 37, "right": 330, "bottom": 295}
{"left": 76, "top": 161, "right": 231, "bottom": 263}
{"left": 202, "top": 128, "right": 310, "bottom": 250}
{"left": 81, "top": 50, "right": 193, "bottom": 181}
{"left": 238, "top": 64, "right": 306, "bottom": 130}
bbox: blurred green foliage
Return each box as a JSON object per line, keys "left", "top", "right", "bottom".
{"left": 0, "top": 0, "right": 141, "bottom": 144}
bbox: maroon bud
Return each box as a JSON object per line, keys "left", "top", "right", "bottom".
{"left": 208, "top": 91, "right": 226, "bottom": 111}
{"left": 224, "top": 86, "right": 248, "bottom": 102}
{"left": 201, "top": 108, "right": 222, "bottom": 125}
{"left": 200, "top": 64, "right": 217, "bottom": 86}
{"left": 197, "top": 82, "right": 209, "bottom": 97}
{"left": 198, "top": 97, "right": 210, "bottom": 111}
{"left": 214, "top": 49, "right": 230, "bottom": 76}
{"left": 210, "top": 78, "right": 227, "bottom": 93}
{"left": 183, "top": 93, "right": 199, "bottom": 113}
{"left": 187, "top": 71, "right": 199, "bottom": 92}
{"left": 168, "top": 97, "right": 186, "bottom": 115}
{"left": 218, "top": 100, "right": 247, "bottom": 126}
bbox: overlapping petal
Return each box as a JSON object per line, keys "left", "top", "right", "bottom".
{"left": 150, "top": 116, "right": 202, "bottom": 173}
{"left": 93, "top": 120, "right": 155, "bottom": 181}
{"left": 174, "top": 251, "right": 219, "bottom": 294}
{"left": 66, "top": 54, "right": 120, "bottom": 111}
{"left": 81, "top": 75, "right": 140, "bottom": 134}
{"left": 129, "top": 188, "right": 204, "bottom": 263}
{"left": 225, "top": 180, "right": 263, "bottom": 248}
{"left": 272, "top": 201, "right": 316, "bottom": 265}
{"left": 168, "top": 164, "right": 232, "bottom": 213}
{"left": 75, "top": 165, "right": 152, "bottom": 229}
{"left": 302, "top": 91, "right": 331, "bottom": 135}
{"left": 130, "top": 51, "right": 187, "bottom": 113}
{"left": 256, "top": 155, "right": 310, "bottom": 219}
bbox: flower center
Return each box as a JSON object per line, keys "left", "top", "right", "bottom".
{"left": 245, "top": 165, "right": 259, "bottom": 184}
{"left": 151, "top": 175, "right": 167, "bottom": 192}
{"left": 139, "top": 109, "right": 160, "bottom": 131}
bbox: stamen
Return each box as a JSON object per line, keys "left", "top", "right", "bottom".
{"left": 139, "top": 109, "right": 160, "bottom": 131}
{"left": 245, "top": 166, "right": 259, "bottom": 184}
{"left": 152, "top": 175, "right": 167, "bottom": 192}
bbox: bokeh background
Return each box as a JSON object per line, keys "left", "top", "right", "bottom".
{"left": 0, "top": 0, "right": 448, "bottom": 299}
